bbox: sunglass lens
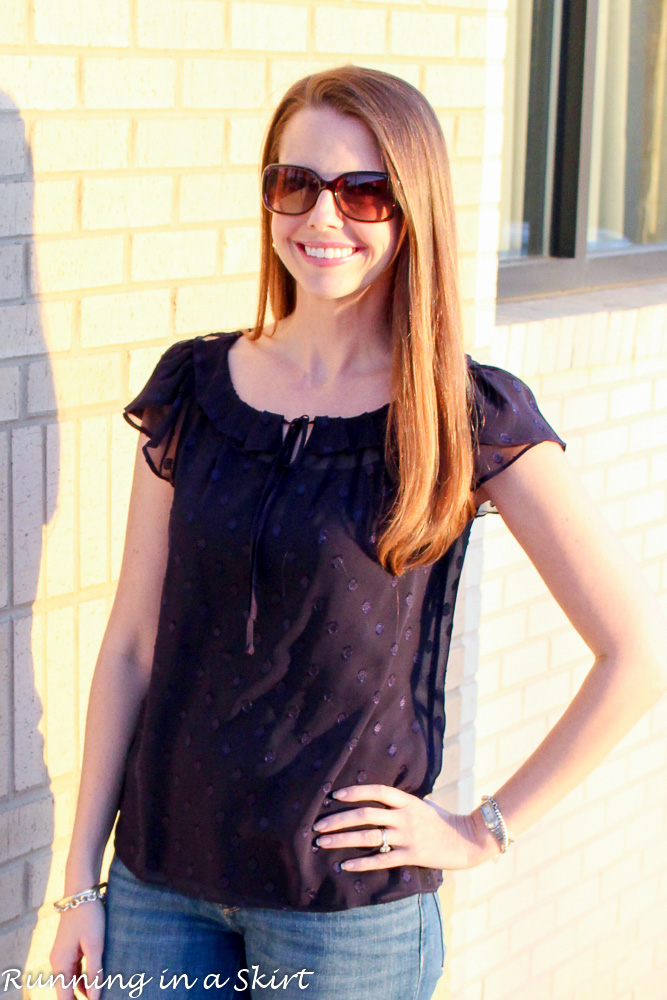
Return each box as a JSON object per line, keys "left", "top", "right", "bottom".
{"left": 264, "top": 166, "right": 317, "bottom": 215}
{"left": 338, "top": 174, "right": 395, "bottom": 221}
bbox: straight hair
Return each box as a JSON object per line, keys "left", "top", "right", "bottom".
{"left": 249, "top": 64, "right": 477, "bottom": 576}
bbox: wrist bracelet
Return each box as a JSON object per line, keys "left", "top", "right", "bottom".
{"left": 480, "top": 795, "right": 515, "bottom": 862}
{"left": 53, "top": 882, "right": 108, "bottom": 912}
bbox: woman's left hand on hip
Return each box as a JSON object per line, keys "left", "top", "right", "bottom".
{"left": 311, "top": 783, "right": 496, "bottom": 872}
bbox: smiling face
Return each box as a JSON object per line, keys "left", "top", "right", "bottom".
{"left": 270, "top": 106, "right": 404, "bottom": 303}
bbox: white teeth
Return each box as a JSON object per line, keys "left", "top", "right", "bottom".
{"left": 303, "top": 245, "right": 356, "bottom": 259}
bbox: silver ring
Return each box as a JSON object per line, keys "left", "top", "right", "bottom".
{"left": 378, "top": 826, "right": 392, "bottom": 853}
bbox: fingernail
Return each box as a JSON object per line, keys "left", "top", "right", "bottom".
{"left": 332, "top": 788, "right": 347, "bottom": 798}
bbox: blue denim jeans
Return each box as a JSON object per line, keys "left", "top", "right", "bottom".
{"left": 101, "top": 853, "right": 446, "bottom": 999}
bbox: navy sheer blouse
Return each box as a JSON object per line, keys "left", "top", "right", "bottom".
{"left": 113, "top": 331, "right": 566, "bottom": 911}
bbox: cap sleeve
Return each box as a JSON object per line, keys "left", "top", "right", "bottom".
{"left": 123, "top": 338, "right": 196, "bottom": 485}
{"left": 467, "top": 357, "right": 566, "bottom": 491}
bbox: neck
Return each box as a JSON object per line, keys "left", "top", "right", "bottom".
{"left": 270, "top": 280, "right": 394, "bottom": 385}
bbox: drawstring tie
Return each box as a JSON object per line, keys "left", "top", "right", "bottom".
{"left": 245, "top": 415, "right": 312, "bottom": 655}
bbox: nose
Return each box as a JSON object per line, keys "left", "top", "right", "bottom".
{"left": 307, "top": 188, "right": 344, "bottom": 227}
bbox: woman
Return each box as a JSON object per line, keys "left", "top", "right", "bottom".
{"left": 49, "top": 66, "right": 667, "bottom": 1000}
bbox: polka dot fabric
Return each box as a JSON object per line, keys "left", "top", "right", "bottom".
{"left": 114, "top": 332, "right": 565, "bottom": 912}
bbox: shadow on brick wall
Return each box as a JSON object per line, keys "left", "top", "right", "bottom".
{"left": 0, "top": 92, "right": 58, "bottom": 993}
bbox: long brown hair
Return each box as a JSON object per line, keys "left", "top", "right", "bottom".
{"left": 249, "top": 64, "right": 477, "bottom": 576}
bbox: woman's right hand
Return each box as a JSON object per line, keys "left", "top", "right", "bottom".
{"left": 49, "top": 900, "right": 106, "bottom": 1000}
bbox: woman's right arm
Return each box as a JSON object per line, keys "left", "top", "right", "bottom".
{"left": 49, "top": 433, "right": 174, "bottom": 1000}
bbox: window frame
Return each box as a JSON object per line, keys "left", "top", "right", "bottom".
{"left": 497, "top": 0, "right": 667, "bottom": 301}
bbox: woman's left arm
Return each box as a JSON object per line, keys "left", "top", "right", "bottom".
{"left": 312, "top": 441, "right": 667, "bottom": 872}
{"left": 465, "top": 438, "right": 667, "bottom": 854}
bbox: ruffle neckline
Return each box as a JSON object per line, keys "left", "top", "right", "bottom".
{"left": 193, "top": 331, "right": 391, "bottom": 455}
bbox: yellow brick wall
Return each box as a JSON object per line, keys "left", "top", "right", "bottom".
{"left": 436, "top": 291, "right": 667, "bottom": 1000}
{"left": 1, "top": 2, "right": 665, "bottom": 999}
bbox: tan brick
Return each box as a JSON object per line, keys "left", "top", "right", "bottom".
{"left": 459, "top": 14, "right": 507, "bottom": 60}
{"left": 231, "top": 2, "right": 307, "bottom": 51}
{"left": 33, "top": 180, "right": 77, "bottom": 235}
{"left": 550, "top": 631, "right": 589, "bottom": 675}
{"left": 314, "top": 7, "right": 385, "bottom": 54}
{"left": 509, "top": 897, "right": 556, "bottom": 952}
{"left": 600, "top": 851, "right": 643, "bottom": 902}
{"left": 32, "top": 119, "right": 130, "bottom": 173}
{"left": 497, "top": 719, "right": 548, "bottom": 768}
{"left": 449, "top": 159, "right": 482, "bottom": 206}
{"left": 582, "top": 425, "right": 628, "bottom": 465}
{"left": 460, "top": 926, "right": 511, "bottom": 979}
{"left": 79, "top": 417, "right": 109, "bottom": 589}
{"left": 562, "top": 389, "right": 608, "bottom": 430}
{"left": 589, "top": 360, "right": 632, "bottom": 385}
{"left": 479, "top": 527, "right": 526, "bottom": 574}
{"left": 222, "top": 225, "right": 261, "bottom": 276}
{"left": 0, "top": 862, "right": 25, "bottom": 922}
{"left": 479, "top": 607, "right": 527, "bottom": 657}
{"left": 229, "top": 115, "right": 271, "bottom": 166}
{"left": 526, "top": 596, "right": 570, "bottom": 638}
{"left": 477, "top": 206, "right": 500, "bottom": 254}
{"left": 605, "top": 456, "right": 650, "bottom": 497}
{"left": 389, "top": 11, "right": 456, "bottom": 57}
{"left": 616, "top": 943, "right": 660, "bottom": 996}
{"left": 630, "top": 414, "right": 667, "bottom": 453}
{"left": 84, "top": 57, "right": 176, "bottom": 109}
{"left": 130, "top": 230, "right": 217, "bottom": 282}
{"left": 13, "top": 613, "right": 48, "bottom": 791}
{"left": 482, "top": 951, "right": 531, "bottom": 1000}
{"left": 182, "top": 58, "right": 266, "bottom": 109}
{"left": 82, "top": 176, "right": 172, "bottom": 230}
{"left": 0, "top": 118, "right": 25, "bottom": 176}
{"left": 582, "top": 827, "right": 625, "bottom": 876}
{"left": 268, "top": 57, "right": 342, "bottom": 98}
{"left": 0, "top": 435, "right": 7, "bottom": 609}
{"left": 0, "top": 56, "right": 76, "bottom": 111}
{"left": 136, "top": 119, "right": 224, "bottom": 169}
{"left": 0, "top": 242, "right": 23, "bottom": 300}
{"left": 2, "top": 0, "right": 26, "bottom": 44}
{"left": 45, "top": 421, "right": 75, "bottom": 597}
{"left": 555, "top": 874, "right": 601, "bottom": 926}
{"left": 609, "top": 381, "right": 652, "bottom": 420}
{"left": 28, "top": 353, "right": 122, "bottom": 415}
{"left": 584, "top": 751, "right": 628, "bottom": 801}
{"left": 176, "top": 279, "right": 258, "bottom": 334}
{"left": 561, "top": 801, "right": 605, "bottom": 851}
{"left": 45, "top": 607, "right": 76, "bottom": 778}
{"left": 502, "top": 564, "right": 547, "bottom": 608}
{"left": 649, "top": 450, "right": 667, "bottom": 484}
{"left": 425, "top": 63, "right": 505, "bottom": 110}
{"left": 180, "top": 171, "right": 258, "bottom": 223}
{"left": 523, "top": 672, "right": 570, "bottom": 718}
{"left": 0, "top": 623, "right": 8, "bottom": 794}
{"left": 500, "top": 637, "right": 549, "bottom": 688}
{"left": 30, "top": 236, "right": 124, "bottom": 295}
{"left": 12, "top": 428, "right": 44, "bottom": 604}
{"left": 34, "top": 0, "right": 130, "bottom": 46}
{"left": 0, "top": 367, "right": 19, "bottom": 420}
{"left": 625, "top": 487, "right": 665, "bottom": 528}
{"left": 81, "top": 289, "right": 171, "bottom": 348}
{"left": 0, "top": 301, "right": 73, "bottom": 359}
{"left": 617, "top": 875, "right": 659, "bottom": 925}
{"left": 475, "top": 688, "right": 523, "bottom": 739}
{"left": 530, "top": 922, "right": 577, "bottom": 977}
{"left": 137, "top": 0, "right": 225, "bottom": 50}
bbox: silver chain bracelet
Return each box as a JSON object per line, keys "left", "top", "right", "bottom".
{"left": 53, "top": 882, "right": 108, "bottom": 913}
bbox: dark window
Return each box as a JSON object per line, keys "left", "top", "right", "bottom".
{"left": 498, "top": 0, "right": 667, "bottom": 299}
